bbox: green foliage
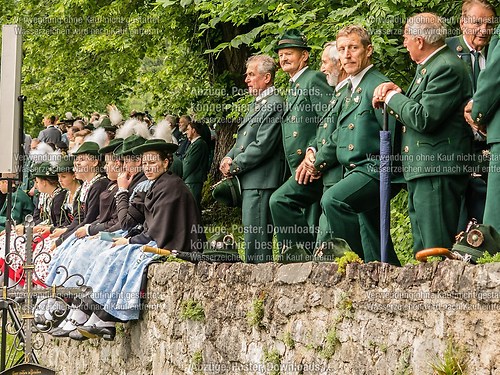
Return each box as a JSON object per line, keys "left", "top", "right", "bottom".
{"left": 247, "top": 293, "right": 265, "bottom": 327}
{"left": 191, "top": 350, "right": 203, "bottom": 373}
{"left": 429, "top": 340, "right": 468, "bottom": 375}
{"left": 263, "top": 348, "right": 281, "bottom": 375}
{"left": 476, "top": 251, "right": 500, "bottom": 264}
{"left": 390, "top": 189, "right": 416, "bottom": 265}
{"left": 336, "top": 251, "right": 363, "bottom": 274}
{"left": 180, "top": 299, "right": 205, "bottom": 321}
{"left": 282, "top": 331, "right": 295, "bottom": 350}
{"left": 320, "top": 327, "right": 340, "bottom": 360}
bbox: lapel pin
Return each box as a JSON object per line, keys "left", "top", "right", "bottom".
{"left": 416, "top": 78, "right": 422, "bottom": 84}
{"left": 421, "top": 68, "right": 426, "bottom": 75}
{"left": 356, "top": 87, "right": 362, "bottom": 93}
{"left": 353, "top": 96, "right": 360, "bottom": 103}
{"left": 456, "top": 45, "right": 463, "bottom": 52}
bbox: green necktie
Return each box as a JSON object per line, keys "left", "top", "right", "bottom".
{"left": 343, "top": 79, "right": 353, "bottom": 108}
{"left": 472, "top": 50, "right": 481, "bottom": 92}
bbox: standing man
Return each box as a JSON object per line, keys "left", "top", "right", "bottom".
{"left": 176, "top": 115, "right": 191, "bottom": 160}
{"left": 269, "top": 29, "right": 334, "bottom": 254}
{"left": 220, "top": 55, "right": 284, "bottom": 263}
{"left": 183, "top": 121, "right": 209, "bottom": 208}
{"left": 315, "top": 26, "right": 400, "bottom": 264}
{"left": 38, "top": 115, "right": 62, "bottom": 144}
{"left": 447, "top": 0, "right": 496, "bottom": 227}
{"left": 374, "top": 13, "right": 473, "bottom": 254}
{"left": 464, "top": 26, "right": 500, "bottom": 232}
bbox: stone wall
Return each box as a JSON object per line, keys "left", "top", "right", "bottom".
{"left": 40, "top": 261, "right": 500, "bottom": 375}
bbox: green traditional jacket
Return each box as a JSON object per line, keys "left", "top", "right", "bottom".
{"left": 226, "top": 88, "right": 285, "bottom": 190}
{"left": 446, "top": 35, "right": 489, "bottom": 89}
{"left": 0, "top": 188, "right": 34, "bottom": 231}
{"left": 282, "top": 67, "right": 334, "bottom": 173}
{"left": 388, "top": 47, "right": 473, "bottom": 180}
{"left": 314, "top": 66, "right": 398, "bottom": 181}
{"left": 311, "top": 82, "right": 348, "bottom": 186}
{"left": 471, "top": 26, "right": 500, "bottom": 144}
{"left": 182, "top": 138, "right": 209, "bottom": 184}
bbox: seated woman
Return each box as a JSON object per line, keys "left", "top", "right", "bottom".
{"left": 51, "top": 141, "right": 109, "bottom": 247}
{"left": 48, "top": 139, "right": 205, "bottom": 340}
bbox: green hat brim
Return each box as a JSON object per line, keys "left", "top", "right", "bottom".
{"left": 274, "top": 43, "right": 311, "bottom": 52}
{"left": 211, "top": 176, "right": 242, "bottom": 207}
{"left": 99, "top": 139, "right": 124, "bottom": 154}
{"left": 132, "top": 141, "right": 178, "bottom": 155}
{"left": 72, "top": 142, "right": 101, "bottom": 156}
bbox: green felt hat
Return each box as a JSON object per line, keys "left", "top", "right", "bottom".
{"left": 452, "top": 223, "right": 500, "bottom": 263}
{"left": 275, "top": 29, "right": 311, "bottom": 51}
{"left": 100, "top": 117, "right": 118, "bottom": 132}
{"left": 131, "top": 139, "right": 178, "bottom": 155}
{"left": 54, "top": 156, "right": 75, "bottom": 173}
{"left": 32, "top": 162, "right": 58, "bottom": 179}
{"left": 211, "top": 176, "right": 242, "bottom": 207}
{"left": 114, "top": 135, "right": 148, "bottom": 156}
{"left": 72, "top": 141, "right": 100, "bottom": 156}
{"left": 98, "top": 138, "right": 124, "bottom": 154}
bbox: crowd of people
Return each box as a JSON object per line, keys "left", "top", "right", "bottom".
{"left": 0, "top": 0, "right": 499, "bottom": 341}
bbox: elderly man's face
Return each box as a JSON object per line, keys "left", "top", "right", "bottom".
{"left": 245, "top": 61, "right": 271, "bottom": 97}
{"left": 278, "top": 48, "right": 308, "bottom": 77}
{"left": 320, "top": 47, "right": 341, "bottom": 86}
{"left": 461, "top": 4, "right": 496, "bottom": 51}
{"left": 337, "top": 33, "right": 373, "bottom": 76}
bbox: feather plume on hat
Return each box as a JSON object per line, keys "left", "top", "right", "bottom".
{"left": 153, "top": 120, "right": 174, "bottom": 143}
{"left": 116, "top": 118, "right": 151, "bottom": 140}
{"left": 84, "top": 127, "right": 107, "bottom": 148}
{"left": 107, "top": 104, "right": 123, "bottom": 126}
{"left": 29, "top": 142, "right": 55, "bottom": 163}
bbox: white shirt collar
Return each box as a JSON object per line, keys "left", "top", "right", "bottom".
{"left": 290, "top": 66, "right": 309, "bottom": 82}
{"left": 419, "top": 45, "right": 447, "bottom": 65}
{"left": 256, "top": 86, "right": 276, "bottom": 102}
{"left": 335, "top": 77, "right": 350, "bottom": 92}
{"left": 190, "top": 135, "right": 201, "bottom": 143}
{"left": 348, "top": 64, "right": 373, "bottom": 92}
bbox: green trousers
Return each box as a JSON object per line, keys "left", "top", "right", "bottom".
{"left": 269, "top": 177, "right": 323, "bottom": 252}
{"left": 186, "top": 182, "right": 203, "bottom": 208}
{"left": 407, "top": 174, "right": 468, "bottom": 252}
{"left": 321, "top": 171, "right": 400, "bottom": 265}
{"left": 484, "top": 143, "right": 500, "bottom": 232}
{"left": 242, "top": 189, "right": 274, "bottom": 263}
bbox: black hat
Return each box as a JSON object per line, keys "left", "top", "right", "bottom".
{"left": 275, "top": 29, "right": 311, "bottom": 51}
{"left": 114, "top": 135, "right": 148, "bottom": 156}
{"left": 99, "top": 138, "right": 124, "bottom": 154}
{"left": 72, "top": 141, "right": 100, "bottom": 156}
{"left": 132, "top": 139, "right": 178, "bottom": 155}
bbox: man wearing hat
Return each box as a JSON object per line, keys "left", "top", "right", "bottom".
{"left": 465, "top": 25, "right": 500, "bottom": 232}
{"left": 269, "top": 29, "right": 334, "bottom": 254}
{"left": 220, "top": 54, "right": 285, "bottom": 263}
{"left": 447, "top": 0, "right": 496, "bottom": 229}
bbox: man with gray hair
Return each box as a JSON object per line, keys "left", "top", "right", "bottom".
{"left": 220, "top": 54, "right": 284, "bottom": 263}
{"left": 373, "top": 12, "right": 473, "bottom": 255}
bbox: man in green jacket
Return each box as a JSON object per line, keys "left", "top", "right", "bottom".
{"left": 269, "top": 29, "right": 334, "bottom": 254}
{"left": 464, "top": 25, "right": 500, "bottom": 232}
{"left": 0, "top": 175, "right": 34, "bottom": 232}
{"left": 446, "top": 0, "right": 496, "bottom": 228}
{"left": 315, "top": 25, "right": 400, "bottom": 264}
{"left": 183, "top": 122, "right": 209, "bottom": 208}
{"left": 374, "top": 13, "right": 473, "bottom": 253}
{"left": 220, "top": 54, "right": 284, "bottom": 263}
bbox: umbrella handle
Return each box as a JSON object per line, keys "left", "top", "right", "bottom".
{"left": 415, "top": 248, "right": 461, "bottom": 262}
{"left": 142, "top": 245, "right": 173, "bottom": 256}
{"left": 383, "top": 102, "right": 389, "bottom": 131}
